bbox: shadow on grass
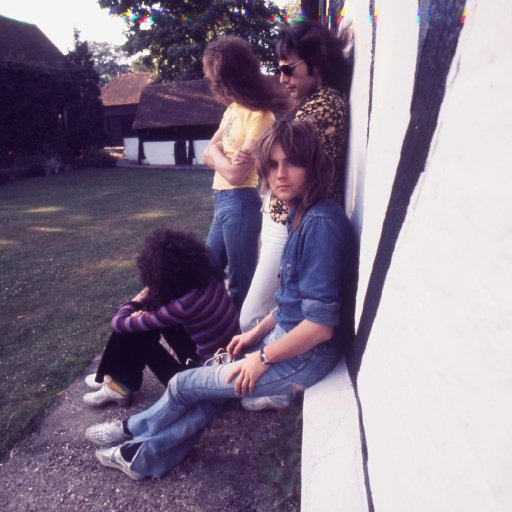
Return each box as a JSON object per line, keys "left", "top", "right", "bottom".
{"left": 0, "top": 166, "right": 213, "bottom": 459}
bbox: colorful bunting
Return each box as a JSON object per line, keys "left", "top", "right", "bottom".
{"left": 109, "top": 5, "right": 301, "bottom": 28}
{"left": 109, "top": 5, "right": 469, "bottom": 28}
{"left": 460, "top": 8, "right": 468, "bottom": 24}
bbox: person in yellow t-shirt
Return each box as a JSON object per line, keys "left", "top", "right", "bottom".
{"left": 202, "top": 36, "right": 289, "bottom": 311}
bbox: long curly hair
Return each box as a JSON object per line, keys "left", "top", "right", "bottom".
{"left": 276, "top": 21, "right": 352, "bottom": 97}
{"left": 136, "top": 229, "right": 221, "bottom": 308}
{"left": 256, "top": 120, "right": 334, "bottom": 228}
{"left": 203, "top": 36, "right": 290, "bottom": 114}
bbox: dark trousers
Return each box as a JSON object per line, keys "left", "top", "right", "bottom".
{"left": 94, "top": 326, "right": 198, "bottom": 392}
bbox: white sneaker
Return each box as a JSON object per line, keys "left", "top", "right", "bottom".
{"left": 83, "top": 385, "right": 130, "bottom": 407}
{"left": 95, "top": 445, "right": 145, "bottom": 481}
{"left": 84, "top": 373, "right": 103, "bottom": 391}
{"left": 241, "top": 394, "right": 292, "bottom": 412}
{"left": 85, "top": 420, "right": 131, "bottom": 446}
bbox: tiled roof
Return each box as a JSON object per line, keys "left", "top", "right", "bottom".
{"left": 101, "top": 72, "right": 154, "bottom": 107}
{"left": 0, "top": 15, "right": 71, "bottom": 69}
{"left": 133, "top": 79, "right": 224, "bottom": 129}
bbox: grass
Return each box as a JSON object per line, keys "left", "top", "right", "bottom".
{"left": 0, "top": 166, "right": 213, "bottom": 459}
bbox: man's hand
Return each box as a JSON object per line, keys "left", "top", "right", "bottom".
{"left": 226, "top": 351, "right": 269, "bottom": 396}
{"left": 231, "top": 148, "right": 253, "bottom": 166}
{"left": 227, "top": 328, "right": 261, "bottom": 358}
{"left": 131, "top": 287, "right": 148, "bottom": 303}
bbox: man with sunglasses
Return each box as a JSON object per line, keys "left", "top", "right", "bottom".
{"left": 277, "top": 20, "right": 351, "bottom": 206}
{"left": 239, "top": 20, "right": 353, "bottom": 411}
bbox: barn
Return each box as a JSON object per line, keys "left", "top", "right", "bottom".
{"left": 132, "top": 79, "right": 224, "bottom": 165}
{"left": 100, "top": 72, "right": 153, "bottom": 150}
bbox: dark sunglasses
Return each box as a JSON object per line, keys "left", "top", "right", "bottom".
{"left": 278, "top": 59, "right": 305, "bottom": 77}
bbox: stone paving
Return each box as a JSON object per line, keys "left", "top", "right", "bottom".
{"left": 0, "top": 356, "right": 297, "bottom": 512}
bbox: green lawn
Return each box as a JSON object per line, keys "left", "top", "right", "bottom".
{"left": 0, "top": 166, "right": 213, "bottom": 459}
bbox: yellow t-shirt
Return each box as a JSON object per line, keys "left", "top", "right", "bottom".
{"left": 212, "top": 103, "right": 274, "bottom": 190}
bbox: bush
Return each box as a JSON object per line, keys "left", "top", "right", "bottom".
{"left": 0, "top": 147, "right": 119, "bottom": 186}
{"left": 0, "top": 151, "right": 71, "bottom": 185}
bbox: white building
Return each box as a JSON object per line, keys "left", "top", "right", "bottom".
{"left": 302, "top": 1, "right": 512, "bottom": 511}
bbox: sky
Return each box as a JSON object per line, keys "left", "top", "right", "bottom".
{"left": 0, "top": 0, "right": 128, "bottom": 53}
{"left": 0, "top": 0, "right": 290, "bottom": 54}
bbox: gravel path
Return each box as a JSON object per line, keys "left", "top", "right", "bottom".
{"left": 0, "top": 357, "right": 299, "bottom": 512}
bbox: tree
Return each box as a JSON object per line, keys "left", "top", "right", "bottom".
{"left": 88, "top": 41, "right": 131, "bottom": 86}
{"left": 129, "top": 53, "right": 156, "bottom": 74}
{"left": 66, "top": 30, "right": 106, "bottom": 152}
{"left": 0, "top": 65, "right": 73, "bottom": 161}
{"left": 98, "top": 0, "right": 287, "bottom": 82}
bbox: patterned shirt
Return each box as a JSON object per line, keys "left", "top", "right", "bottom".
{"left": 269, "top": 86, "right": 349, "bottom": 224}
{"left": 111, "top": 279, "right": 239, "bottom": 360}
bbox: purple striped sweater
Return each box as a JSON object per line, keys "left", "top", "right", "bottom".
{"left": 111, "top": 279, "right": 239, "bottom": 360}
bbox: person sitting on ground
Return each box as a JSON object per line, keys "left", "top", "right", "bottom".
{"left": 83, "top": 228, "right": 239, "bottom": 407}
{"left": 239, "top": 20, "right": 353, "bottom": 411}
{"left": 84, "top": 120, "right": 357, "bottom": 481}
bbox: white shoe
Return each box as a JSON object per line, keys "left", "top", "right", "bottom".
{"left": 241, "top": 394, "right": 292, "bottom": 412}
{"left": 83, "top": 385, "right": 130, "bottom": 407}
{"left": 95, "top": 445, "right": 145, "bottom": 481}
{"left": 84, "top": 373, "right": 103, "bottom": 391}
{"left": 85, "top": 420, "right": 131, "bottom": 446}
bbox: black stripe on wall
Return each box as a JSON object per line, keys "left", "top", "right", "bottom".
{"left": 349, "top": 0, "right": 467, "bottom": 380}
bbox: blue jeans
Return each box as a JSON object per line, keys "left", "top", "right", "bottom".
{"left": 206, "top": 188, "right": 262, "bottom": 311}
{"left": 126, "top": 325, "right": 340, "bottom": 478}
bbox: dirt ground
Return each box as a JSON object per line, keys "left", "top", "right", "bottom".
{"left": 0, "top": 356, "right": 299, "bottom": 512}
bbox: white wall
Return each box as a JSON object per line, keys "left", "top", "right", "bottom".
{"left": 346, "top": 0, "right": 420, "bottom": 323}
{"left": 193, "top": 140, "right": 209, "bottom": 165}
{"left": 343, "top": 0, "right": 372, "bottom": 234}
{"left": 303, "top": 1, "right": 512, "bottom": 511}
{"left": 130, "top": 140, "right": 209, "bottom": 165}
{"left": 123, "top": 137, "right": 138, "bottom": 161}
{"left": 353, "top": 0, "right": 512, "bottom": 510}
{"left": 302, "top": 359, "right": 368, "bottom": 512}
{"left": 142, "top": 141, "right": 175, "bottom": 166}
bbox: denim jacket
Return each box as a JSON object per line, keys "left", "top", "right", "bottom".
{"left": 273, "top": 199, "right": 356, "bottom": 347}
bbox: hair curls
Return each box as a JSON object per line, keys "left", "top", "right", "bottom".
{"left": 136, "top": 229, "right": 221, "bottom": 308}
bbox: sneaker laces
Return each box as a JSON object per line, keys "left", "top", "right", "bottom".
{"left": 203, "top": 348, "right": 236, "bottom": 366}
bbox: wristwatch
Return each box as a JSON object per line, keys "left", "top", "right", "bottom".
{"left": 259, "top": 347, "right": 271, "bottom": 365}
